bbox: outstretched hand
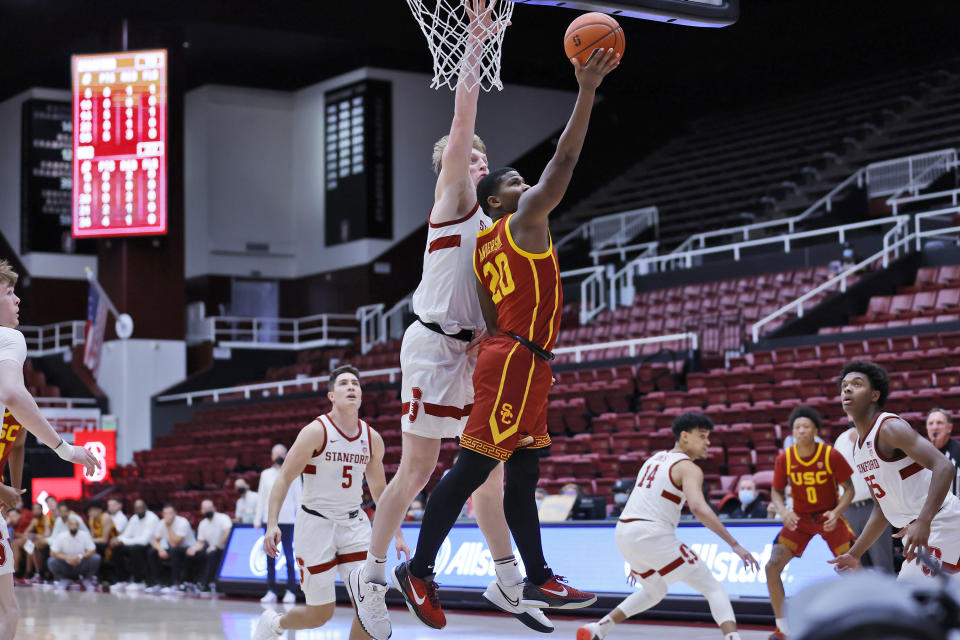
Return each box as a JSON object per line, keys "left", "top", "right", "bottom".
{"left": 827, "top": 553, "right": 860, "bottom": 573}
{"left": 732, "top": 543, "right": 761, "bottom": 572}
{"left": 465, "top": 0, "right": 509, "bottom": 42}
{"left": 572, "top": 48, "right": 620, "bottom": 90}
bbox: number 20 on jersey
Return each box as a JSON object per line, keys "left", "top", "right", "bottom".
{"left": 483, "top": 252, "right": 515, "bottom": 303}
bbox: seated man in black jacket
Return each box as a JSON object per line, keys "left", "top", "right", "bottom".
{"left": 720, "top": 475, "right": 769, "bottom": 519}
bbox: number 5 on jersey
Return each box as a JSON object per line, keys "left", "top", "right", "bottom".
{"left": 483, "top": 253, "right": 515, "bottom": 303}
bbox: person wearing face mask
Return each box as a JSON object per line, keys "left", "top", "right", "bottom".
{"left": 48, "top": 518, "right": 100, "bottom": 590}
{"left": 234, "top": 478, "right": 258, "bottom": 524}
{"left": 185, "top": 499, "right": 232, "bottom": 592}
{"left": 721, "top": 476, "right": 768, "bottom": 519}
{"left": 109, "top": 498, "right": 159, "bottom": 591}
{"left": 254, "top": 442, "right": 302, "bottom": 604}
{"left": 406, "top": 499, "right": 425, "bottom": 522}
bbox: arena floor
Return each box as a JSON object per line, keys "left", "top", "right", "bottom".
{"left": 15, "top": 586, "right": 775, "bottom": 639}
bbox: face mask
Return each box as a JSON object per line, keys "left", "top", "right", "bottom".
{"left": 410, "top": 509, "right": 424, "bottom": 520}
{"left": 535, "top": 499, "right": 544, "bottom": 510}
{"left": 136, "top": 512, "right": 146, "bottom": 519}
{"left": 739, "top": 490, "right": 756, "bottom": 506}
{"left": 69, "top": 529, "right": 78, "bottom": 536}
{"left": 203, "top": 511, "right": 215, "bottom": 520}
{"left": 562, "top": 489, "right": 577, "bottom": 497}
{"left": 614, "top": 492, "right": 628, "bottom": 506}
{"left": 237, "top": 488, "right": 246, "bottom": 495}
{"left": 274, "top": 456, "right": 285, "bottom": 466}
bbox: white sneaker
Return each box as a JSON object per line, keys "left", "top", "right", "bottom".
{"left": 260, "top": 590, "right": 278, "bottom": 604}
{"left": 346, "top": 567, "right": 392, "bottom": 640}
{"left": 128, "top": 582, "right": 146, "bottom": 591}
{"left": 111, "top": 581, "right": 129, "bottom": 592}
{"left": 144, "top": 585, "right": 161, "bottom": 594}
{"left": 281, "top": 589, "right": 296, "bottom": 604}
{"left": 253, "top": 609, "right": 282, "bottom": 640}
{"left": 576, "top": 622, "right": 603, "bottom": 640}
{"left": 56, "top": 579, "right": 71, "bottom": 590}
{"left": 483, "top": 580, "right": 555, "bottom": 633}
{"left": 81, "top": 579, "right": 96, "bottom": 592}
{"left": 159, "top": 586, "right": 178, "bottom": 595}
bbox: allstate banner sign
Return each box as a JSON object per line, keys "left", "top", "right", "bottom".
{"left": 220, "top": 521, "right": 838, "bottom": 598}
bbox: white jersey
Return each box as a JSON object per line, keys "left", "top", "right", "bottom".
{"left": 619, "top": 450, "right": 691, "bottom": 532}
{"left": 0, "top": 327, "right": 27, "bottom": 428}
{"left": 853, "top": 411, "right": 960, "bottom": 528}
{"left": 411, "top": 203, "right": 491, "bottom": 335}
{"left": 301, "top": 414, "right": 372, "bottom": 517}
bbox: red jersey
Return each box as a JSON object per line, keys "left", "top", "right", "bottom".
{"left": 773, "top": 443, "right": 852, "bottom": 513}
{"left": 0, "top": 409, "right": 24, "bottom": 473}
{"left": 474, "top": 215, "right": 562, "bottom": 351}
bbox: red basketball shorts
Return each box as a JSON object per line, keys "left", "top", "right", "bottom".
{"left": 460, "top": 335, "right": 552, "bottom": 462}
{"left": 776, "top": 511, "right": 856, "bottom": 557}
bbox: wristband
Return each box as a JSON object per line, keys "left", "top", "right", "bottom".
{"left": 54, "top": 439, "right": 75, "bottom": 461}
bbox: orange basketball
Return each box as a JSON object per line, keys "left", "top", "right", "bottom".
{"left": 563, "top": 12, "right": 625, "bottom": 66}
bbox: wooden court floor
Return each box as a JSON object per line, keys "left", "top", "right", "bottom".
{"left": 14, "top": 586, "right": 774, "bottom": 639}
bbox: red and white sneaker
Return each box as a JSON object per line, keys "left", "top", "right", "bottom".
{"left": 521, "top": 575, "right": 597, "bottom": 609}
{"left": 391, "top": 561, "right": 446, "bottom": 630}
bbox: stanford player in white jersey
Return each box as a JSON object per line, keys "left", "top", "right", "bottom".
{"left": 830, "top": 360, "right": 960, "bottom": 580}
{"left": 349, "top": 3, "right": 551, "bottom": 639}
{"left": 255, "top": 365, "right": 408, "bottom": 640}
{"left": 577, "top": 413, "right": 758, "bottom": 640}
{"left": 0, "top": 259, "right": 99, "bottom": 640}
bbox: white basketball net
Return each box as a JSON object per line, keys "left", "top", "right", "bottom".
{"left": 406, "top": 0, "right": 515, "bottom": 92}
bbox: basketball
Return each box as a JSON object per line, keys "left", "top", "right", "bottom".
{"left": 563, "top": 12, "right": 625, "bottom": 66}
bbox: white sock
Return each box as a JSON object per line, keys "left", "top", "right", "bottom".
{"left": 776, "top": 617, "right": 790, "bottom": 635}
{"left": 494, "top": 555, "right": 523, "bottom": 587}
{"left": 596, "top": 616, "right": 615, "bottom": 638}
{"left": 271, "top": 611, "right": 283, "bottom": 634}
{"left": 724, "top": 633, "right": 741, "bottom": 640}
{"left": 362, "top": 553, "right": 388, "bottom": 585}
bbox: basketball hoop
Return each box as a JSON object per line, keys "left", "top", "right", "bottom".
{"left": 406, "top": 0, "right": 515, "bottom": 92}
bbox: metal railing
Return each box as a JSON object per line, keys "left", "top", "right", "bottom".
{"left": 671, "top": 167, "right": 867, "bottom": 254}
{"left": 749, "top": 210, "right": 951, "bottom": 342}
{"left": 156, "top": 366, "right": 403, "bottom": 406}
{"left": 561, "top": 266, "right": 608, "bottom": 325}
{"left": 611, "top": 215, "right": 907, "bottom": 310}
{"left": 554, "top": 333, "right": 698, "bottom": 364}
{"left": 19, "top": 321, "right": 86, "bottom": 357}
{"left": 589, "top": 240, "right": 658, "bottom": 265}
{"left": 868, "top": 148, "right": 957, "bottom": 199}
{"left": 356, "top": 304, "right": 385, "bottom": 355}
{"left": 35, "top": 397, "right": 98, "bottom": 408}
{"left": 889, "top": 187, "right": 960, "bottom": 215}
{"left": 208, "top": 313, "right": 357, "bottom": 350}
{"left": 914, "top": 207, "right": 960, "bottom": 251}
{"left": 383, "top": 296, "right": 413, "bottom": 342}
{"left": 555, "top": 207, "right": 658, "bottom": 252}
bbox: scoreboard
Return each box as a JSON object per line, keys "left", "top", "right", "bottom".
{"left": 71, "top": 49, "right": 167, "bottom": 237}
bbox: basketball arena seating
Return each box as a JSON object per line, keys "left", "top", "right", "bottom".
{"left": 820, "top": 264, "right": 960, "bottom": 333}
{"left": 22, "top": 358, "right": 62, "bottom": 398}
{"left": 556, "top": 61, "right": 960, "bottom": 247}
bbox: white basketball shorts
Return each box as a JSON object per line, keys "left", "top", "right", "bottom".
{"left": 0, "top": 525, "right": 13, "bottom": 577}
{"left": 897, "top": 497, "right": 960, "bottom": 581}
{"left": 399, "top": 320, "right": 476, "bottom": 440}
{"left": 293, "top": 507, "right": 371, "bottom": 605}
{"left": 615, "top": 519, "right": 707, "bottom": 586}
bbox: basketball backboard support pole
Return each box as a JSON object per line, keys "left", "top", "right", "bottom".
{"left": 511, "top": 0, "right": 739, "bottom": 27}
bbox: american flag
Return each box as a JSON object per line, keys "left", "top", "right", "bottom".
{"left": 82, "top": 283, "right": 108, "bottom": 374}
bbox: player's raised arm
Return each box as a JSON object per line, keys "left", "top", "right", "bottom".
{"left": 434, "top": 0, "right": 499, "bottom": 216}
{"left": 512, "top": 49, "right": 619, "bottom": 227}
{"left": 0, "top": 361, "right": 99, "bottom": 476}
{"left": 881, "top": 417, "right": 954, "bottom": 556}
{"left": 263, "top": 422, "right": 324, "bottom": 558}
{"left": 677, "top": 461, "right": 759, "bottom": 571}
